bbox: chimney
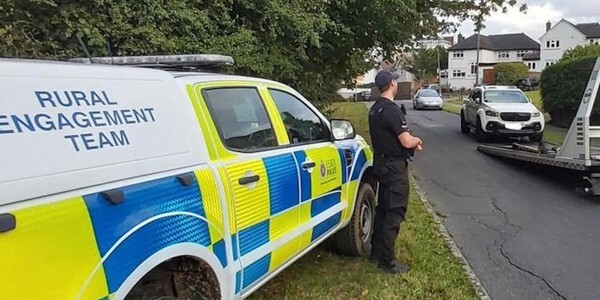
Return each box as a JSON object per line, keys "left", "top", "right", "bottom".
{"left": 546, "top": 21, "right": 551, "bottom": 32}
{"left": 458, "top": 33, "right": 465, "bottom": 43}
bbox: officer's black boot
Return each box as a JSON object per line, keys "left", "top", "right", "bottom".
{"left": 378, "top": 259, "right": 409, "bottom": 274}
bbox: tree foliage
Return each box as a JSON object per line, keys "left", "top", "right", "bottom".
{"left": 0, "top": 0, "right": 526, "bottom": 107}
{"left": 541, "top": 57, "right": 600, "bottom": 127}
{"left": 560, "top": 44, "right": 600, "bottom": 63}
{"left": 405, "top": 46, "right": 448, "bottom": 80}
{"left": 494, "top": 62, "right": 528, "bottom": 85}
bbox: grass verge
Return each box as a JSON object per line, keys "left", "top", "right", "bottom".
{"left": 248, "top": 102, "right": 478, "bottom": 300}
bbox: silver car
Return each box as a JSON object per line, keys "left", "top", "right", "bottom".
{"left": 413, "top": 88, "right": 443, "bottom": 110}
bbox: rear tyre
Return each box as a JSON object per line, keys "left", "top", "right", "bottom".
{"left": 460, "top": 111, "right": 471, "bottom": 134}
{"left": 476, "top": 117, "right": 489, "bottom": 142}
{"left": 530, "top": 132, "right": 543, "bottom": 143}
{"left": 332, "top": 182, "right": 376, "bottom": 257}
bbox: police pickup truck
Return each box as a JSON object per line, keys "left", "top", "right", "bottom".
{"left": 0, "top": 55, "right": 375, "bottom": 300}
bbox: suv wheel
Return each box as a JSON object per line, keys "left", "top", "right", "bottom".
{"left": 530, "top": 132, "right": 543, "bottom": 143}
{"left": 460, "top": 111, "right": 470, "bottom": 134}
{"left": 476, "top": 117, "right": 489, "bottom": 142}
{"left": 332, "top": 182, "right": 376, "bottom": 257}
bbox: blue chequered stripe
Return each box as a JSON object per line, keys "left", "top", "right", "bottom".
{"left": 238, "top": 220, "right": 270, "bottom": 256}
{"left": 263, "top": 154, "right": 300, "bottom": 215}
{"left": 351, "top": 150, "right": 367, "bottom": 181}
{"left": 243, "top": 254, "right": 271, "bottom": 289}
{"left": 293, "top": 150, "right": 312, "bottom": 202}
{"left": 312, "top": 212, "right": 342, "bottom": 241}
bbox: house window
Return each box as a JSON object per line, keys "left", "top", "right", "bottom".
{"left": 516, "top": 50, "right": 528, "bottom": 58}
{"left": 497, "top": 51, "right": 509, "bottom": 59}
{"left": 452, "top": 51, "right": 464, "bottom": 58}
{"left": 545, "top": 60, "right": 556, "bottom": 67}
{"left": 527, "top": 62, "right": 537, "bottom": 70}
{"left": 452, "top": 69, "right": 466, "bottom": 77}
{"left": 470, "top": 63, "right": 477, "bottom": 74}
{"left": 546, "top": 40, "right": 560, "bottom": 48}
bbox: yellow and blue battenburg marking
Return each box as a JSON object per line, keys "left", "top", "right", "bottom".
{"left": 0, "top": 168, "right": 227, "bottom": 300}
{"left": 83, "top": 170, "right": 227, "bottom": 296}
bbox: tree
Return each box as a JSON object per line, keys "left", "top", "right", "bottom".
{"left": 405, "top": 46, "right": 448, "bottom": 80}
{"left": 0, "top": 0, "right": 526, "bottom": 108}
{"left": 494, "top": 62, "right": 528, "bottom": 85}
{"left": 560, "top": 44, "right": 600, "bottom": 63}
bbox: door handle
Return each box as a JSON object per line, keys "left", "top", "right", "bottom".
{"left": 239, "top": 175, "right": 260, "bottom": 185}
{"left": 302, "top": 162, "right": 316, "bottom": 169}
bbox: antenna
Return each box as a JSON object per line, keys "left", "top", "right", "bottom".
{"left": 75, "top": 32, "right": 93, "bottom": 63}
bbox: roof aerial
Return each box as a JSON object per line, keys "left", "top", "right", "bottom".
{"left": 68, "top": 54, "right": 234, "bottom": 72}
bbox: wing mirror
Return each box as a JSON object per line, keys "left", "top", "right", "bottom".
{"left": 331, "top": 119, "right": 356, "bottom": 141}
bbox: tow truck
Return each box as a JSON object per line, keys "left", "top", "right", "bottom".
{"left": 477, "top": 57, "right": 600, "bottom": 196}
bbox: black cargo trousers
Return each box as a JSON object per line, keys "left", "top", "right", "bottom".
{"left": 371, "top": 154, "right": 409, "bottom": 264}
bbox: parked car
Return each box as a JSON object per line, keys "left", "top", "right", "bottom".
{"left": 0, "top": 55, "right": 375, "bottom": 300}
{"left": 413, "top": 88, "right": 443, "bottom": 110}
{"left": 355, "top": 90, "right": 372, "bottom": 101}
{"left": 460, "top": 85, "right": 545, "bottom": 142}
{"left": 515, "top": 78, "right": 539, "bottom": 91}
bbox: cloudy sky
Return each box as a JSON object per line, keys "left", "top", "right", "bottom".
{"left": 453, "top": 0, "right": 600, "bottom": 40}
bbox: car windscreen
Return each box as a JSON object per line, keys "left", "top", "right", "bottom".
{"left": 483, "top": 90, "right": 528, "bottom": 103}
{"left": 419, "top": 90, "right": 439, "bottom": 97}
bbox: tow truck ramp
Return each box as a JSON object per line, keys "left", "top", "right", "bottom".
{"left": 477, "top": 57, "right": 600, "bottom": 195}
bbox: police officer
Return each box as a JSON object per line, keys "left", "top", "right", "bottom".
{"left": 368, "top": 70, "right": 423, "bottom": 274}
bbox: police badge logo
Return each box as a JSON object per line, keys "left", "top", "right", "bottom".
{"left": 320, "top": 161, "right": 326, "bottom": 178}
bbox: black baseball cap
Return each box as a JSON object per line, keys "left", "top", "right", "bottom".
{"left": 375, "top": 70, "right": 400, "bottom": 90}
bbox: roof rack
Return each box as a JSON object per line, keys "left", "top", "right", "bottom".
{"left": 68, "top": 54, "right": 234, "bottom": 72}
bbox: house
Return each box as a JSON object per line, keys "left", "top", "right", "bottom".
{"left": 447, "top": 33, "right": 540, "bottom": 89}
{"left": 540, "top": 20, "right": 600, "bottom": 68}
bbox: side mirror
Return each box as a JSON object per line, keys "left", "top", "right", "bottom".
{"left": 331, "top": 119, "right": 356, "bottom": 141}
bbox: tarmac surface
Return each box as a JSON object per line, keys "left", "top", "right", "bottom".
{"left": 368, "top": 100, "right": 600, "bottom": 300}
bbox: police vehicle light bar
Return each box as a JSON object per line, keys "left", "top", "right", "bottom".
{"left": 68, "top": 54, "right": 234, "bottom": 68}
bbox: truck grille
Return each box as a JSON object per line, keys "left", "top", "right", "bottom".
{"left": 500, "top": 112, "right": 531, "bottom": 122}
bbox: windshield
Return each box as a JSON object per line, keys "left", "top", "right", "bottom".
{"left": 483, "top": 90, "right": 528, "bottom": 103}
{"left": 419, "top": 90, "right": 439, "bottom": 97}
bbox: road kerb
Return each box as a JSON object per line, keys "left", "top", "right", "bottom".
{"left": 411, "top": 172, "right": 491, "bottom": 300}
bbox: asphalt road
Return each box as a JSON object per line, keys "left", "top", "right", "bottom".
{"left": 369, "top": 100, "right": 600, "bottom": 300}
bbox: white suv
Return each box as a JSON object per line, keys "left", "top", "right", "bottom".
{"left": 460, "top": 85, "right": 545, "bottom": 142}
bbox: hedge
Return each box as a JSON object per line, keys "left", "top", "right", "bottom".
{"left": 540, "top": 56, "right": 600, "bottom": 128}
{"left": 494, "top": 62, "right": 528, "bottom": 85}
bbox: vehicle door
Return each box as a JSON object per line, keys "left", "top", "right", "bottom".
{"left": 467, "top": 88, "right": 482, "bottom": 124}
{"left": 264, "top": 87, "right": 344, "bottom": 254}
{"left": 196, "top": 84, "right": 302, "bottom": 295}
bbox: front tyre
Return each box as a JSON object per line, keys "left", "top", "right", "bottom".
{"left": 460, "top": 111, "right": 471, "bottom": 134}
{"left": 332, "top": 182, "right": 376, "bottom": 257}
{"left": 530, "top": 132, "right": 543, "bottom": 143}
{"left": 476, "top": 117, "right": 489, "bottom": 142}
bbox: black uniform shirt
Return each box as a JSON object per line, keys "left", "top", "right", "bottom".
{"left": 368, "top": 97, "right": 410, "bottom": 157}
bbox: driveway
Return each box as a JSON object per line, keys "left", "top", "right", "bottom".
{"left": 367, "top": 100, "right": 600, "bottom": 300}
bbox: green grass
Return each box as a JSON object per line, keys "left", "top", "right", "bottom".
{"left": 525, "top": 91, "right": 542, "bottom": 111}
{"left": 248, "top": 102, "right": 478, "bottom": 300}
{"left": 442, "top": 101, "right": 462, "bottom": 115}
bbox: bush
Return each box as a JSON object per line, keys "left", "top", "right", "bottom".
{"left": 561, "top": 44, "right": 600, "bottom": 63}
{"left": 494, "top": 62, "right": 528, "bottom": 85}
{"left": 540, "top": 56, "right": 600, "bottom": 127}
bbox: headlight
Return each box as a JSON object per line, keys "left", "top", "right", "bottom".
{"left": 533, "top": 112, "right": 541, "bottom": 117}
{"left": 485, "top": 110, "right": 499, "bottom": 117}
